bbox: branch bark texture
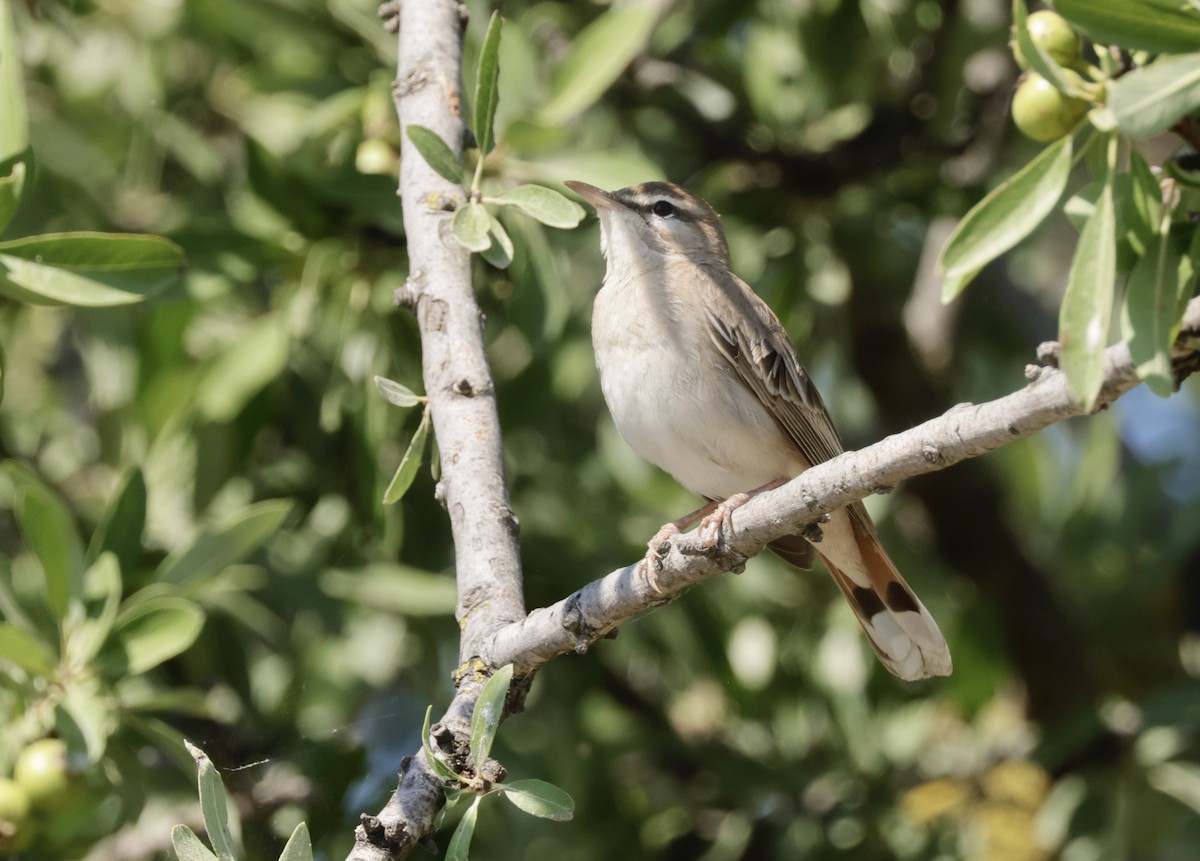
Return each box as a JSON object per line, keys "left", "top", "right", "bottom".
{"left": 347, "top": 2, "right": 525, "bottom": 858}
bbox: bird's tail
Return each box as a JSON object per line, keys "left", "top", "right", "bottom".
{"left": 816, "top": 508, "right": 952, "bottom": 681}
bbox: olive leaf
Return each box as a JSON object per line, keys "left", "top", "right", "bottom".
{"left": 473, "top": 12, "right": 503, "bottom": 157}
{"left": 480, "top": 211, "right": 514, "bottom": 269}
{"left": 1060, "top": 153, "right": 1117, "bottom": 410}
{"left": 1109, "top": 53, "right": 1200, "bottom": 140}
{"left": 938, "top": 133, "right": 1075, "bottom": 301}
{"left": 451, "top": 201, "right": 492, "bottom": 252}
{"left": 469, "top": 663, "right": 513, "bottom": 769}
{"left": 499, "top": 779, "right": 575, "bottom": 821}
{"left": 405, "top": 124, "right": 464, "bottom": 185}
{"left": 383, "top": 406, "right": 431, "bottom": 504}
{"left": 493, "top": 185, "right": 585, "bottom": 229}
{"left": 445, "top": 797, "right": 481, "bottom": 861}
{"left": 373, "top": 375, "right": 423, "bottom": 408}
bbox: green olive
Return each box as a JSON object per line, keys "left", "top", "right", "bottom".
{"left": 13, "top": 738, "right": 79, "bottom": 812}
{"left": 1013, "top": 10, "right": 1082, "bottom": 70}
{"left": 1012, "top": 73, "right": 1089, "bottom": 142}
{"left": 0, "top": 778, "right": 33, "bottom": 856}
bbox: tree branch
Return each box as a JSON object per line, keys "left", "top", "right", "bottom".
{"left": 346, "top": 1, "right": 525, "bottom": 858}
{"left": 482, "top": 295, "right": 1200, "bottom": 673}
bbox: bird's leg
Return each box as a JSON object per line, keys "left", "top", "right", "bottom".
{"left": 697, "top": 478, "right": 789, "bottom": 550}
{"left": 641, "top": 499, "right": 725, "bottom": 593}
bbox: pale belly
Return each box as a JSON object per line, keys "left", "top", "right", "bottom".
{"left": 593, "top": 283, "right": 807, "bottom": 500}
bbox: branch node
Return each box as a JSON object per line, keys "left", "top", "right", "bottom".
{"left": 377, "top": 1, "right": 399, "bottom": 33}
{"left": 395, "top": 64, "right": 430, "bottom": 99}
{"left": 921, "top": 444, "right": 944, "bottom": 465}
{"left": 454, "top": 378, "right": 478, "bottom": 397}
{"left": 800, "top": 520, "right": 825, "bottom": 544}
{"left": 874, "top": 484, "right": 894, "bottom": 495}
{"left": 1036, "top": 340, "right": 1062, "bottom": 368}
{"left": 398, "top": 756, "right": 412, "bottom": 777}
{"left": 1024, "top": 363, "right": 1046, "bottom": 381}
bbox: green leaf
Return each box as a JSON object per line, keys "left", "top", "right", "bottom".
{"left": 422, "top": 705, "right": 466, "bottom": 783}
{"left": 277, "top": 822, "right": 313, "bottom": 861}
{"left": 1122, "top": 226, "right": 1188, "bottom": 397}
{"left": 469, "top": 664, "right": 513, "bottom": 769}
{"left": 172, "top": 825, "right": 219, "bottom": 861}
{"left": 938, "top": 134, "right": 1075, "bottom": 300}
{"left": 473, "top": 12, "right": 503, "bottom": 156}
{"left": 383, "top": 407, "right": 431, "bottom": 504}
{"left": 70, "top": 551, "right": 123, "bottom": 666}
{"left": 57, "top": 679, "right": 117, "bottom": 760}
{"left": 4, "top": 461, "right": 85, "bottom": 620}
{"left": 0, "top": 622, "right": 56, "bottom": 675}
{"left": 320, "top": 565, "right": 457, "bottom": 616}
{"left": 373, "top": 375, "right": 423, "bottom": 408}
{"left": 500, "top": 779, "right": 575, "bottom": 821}
{"left": 156, "top": 499, "right": 293, "bottom": 590}
{"left": 1110, "top": 53, "right": 1200, "bottom": 140}
{"left": 1060, "top": 160, "right": 1117, "bottom": 410}
{"left": 493, "top": 185, "right": 585, "bottom": 229}
{"left": 479, "top": 212, "right": 513, "bottom": 270}
{"left": 186, "top": 741, "right": 238, "bottom": 861}
{"left": 0, "top": 159, "right": 25, "bottom": 235}
{"left": 445, "top": 797, "right": 481, "bottom": 861}
{"left": 194, "top": 312, "right": 290, "bottom": 423}
{"left": 0, "top": 233, "right": 184, "bottom": 306}
{"left": 101, "top": 595, "right": 205, "bottom": 675}
{"left": 86, "top": 468, "right": 147, "bottom": 571}
{"left": 1127, "top": 149, "right": 1162, "bottom": 254}
{"left": 451, "top": 201, "right": 492, "bottom": 252}
{"left": 0, "top": 0, "right": 29, "bottom": 163}
{"left": 1055, "top": 0, "right": 1200, "bottom": 54}
{"left": 405, "top": 125, "right": 464, "bottom": 185}
{"left": 539, "top": 5, "right": 657, "bottom": 125}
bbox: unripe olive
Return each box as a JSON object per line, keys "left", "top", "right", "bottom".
{"left": 0, "top": 778, "right": 33, "bottom": 856}
{"left": 1012, "top": 73, "right": 1088, "bottom": 142}
{"left": 1013, "top": 10, "right": 1082, "bottom": 70}
{"left": 14, "top": 738, "right": 79, "bottom": 812}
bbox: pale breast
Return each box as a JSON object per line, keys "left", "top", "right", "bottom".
{"left": 592, "top": 275, "right": 807, "bottom": 499}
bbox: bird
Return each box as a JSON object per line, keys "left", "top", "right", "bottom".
{"left": 565, "top": 179, "right": 952, "bottom": 681}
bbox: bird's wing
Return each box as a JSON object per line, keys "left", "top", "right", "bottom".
{"left": 701, "top": 265, "right": 845, "bottom": 469}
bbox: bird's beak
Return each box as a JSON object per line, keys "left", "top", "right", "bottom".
{"left": 564, "top": 180, "right": 620, "bottom": 211}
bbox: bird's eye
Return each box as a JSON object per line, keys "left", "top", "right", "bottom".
{"left": 651, "top": 200, "right": 676, "bottom": 217}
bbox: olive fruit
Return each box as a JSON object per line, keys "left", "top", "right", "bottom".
{"left": 13, "top": 738, "right": 78, "bottom": 812}
{"left": 0, "top": 778, "right": 33, "bottom": 856}
{"left": 1012, "top": 73, "right": 1088, "bottom": 142}
{"left": 1014, "top": 10, "right": 1082, "bottom": 70}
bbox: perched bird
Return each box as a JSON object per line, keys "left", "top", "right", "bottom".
{"left": 566, "top": 180, "right": 952, "bottom": 681}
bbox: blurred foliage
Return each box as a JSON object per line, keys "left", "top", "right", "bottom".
{"left": 0, "top": 0, "right": 1197, "bottom": 859}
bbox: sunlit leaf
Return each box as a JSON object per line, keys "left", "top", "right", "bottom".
{"left": 493, "top": 185, "right": 585, "bottom": 229}
{"left": 186, "top": 741, "right": 238, "bottom": 861}
{"left": 0, "top": 0, "right": 29, "bottom": 163}
{"left": 0, "top": 233, "right": 183, "bottom": 306}
{"left": 1055, "top": 0, "right": 1200, "bottom": 54}
{"left": 1060, "top": 161, "right": 1117, "bottom": 410}
{"left": 320, "top": 565, "right": 457, "bottom": 616}
{"left": 0, "top": 159, "right": 24, "bottom": 234}
{"left": 101, "top": 594, "right": 205, "bottom": 675}
{"left": 539, "top": 5, "right": 657, "bottom": 125}
{"left": 4, "top": 461, "right": 85, "bottom": 620}
{"left": 1121, "top": 228, "right": 1184, "bottom": 396}
{"left": 373, "top": 375, "right": 423, "bottom": 408}
{"left": 405, "top": 124, "right": 463, "bottom": 185}
{"left": 473, "top": 12, "right": 503, "bottom": 156}
{"left": 451, "top": 201, "right": 491, "bottom": 252}
{"left": 422, "top": 705, "right": 466, "bottom": 783}
{"left": 383, "top": 406, "right": 431, "bottom": 504}
{"left": 0, "top": 622, "right": 55, "bottom": 675}
{"left": 445, "top": 797, "right": 480, "bottom": 861}
{"left": 71, "top": 551, "right": 122, "bottom": 665}
{"left": 500, "top": 779, "right": 575, "bottom": 821}
{"left": 469, "top": 664, "right": 513, "bottom": 769}
{"left": 1110, "top": 53, "right": 1200, "bottom": 139}
{"left": 938, "top": 134, "right": 1074, "bottom": 300}
{"left": 86, "top": 468, "right": 146, "bottom": 571}
{"left": 278, "top": 822, "right": 313, "bottom": 861}
{"left": 171, "top": 825, "right": 219, "bottom": 861}
{"left": 156, "top": 499, "right": 293, "bottom": 590}
{"left": 480, "top": 212, "right": 513, "bottom": 269}
{"left": 194, "top": 312, "right": 290, "bottom": 422}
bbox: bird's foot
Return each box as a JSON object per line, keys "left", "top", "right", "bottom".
{"left": 641, "top": 522, "right": 682, "bottom": 594}
{"left": 697, "top": 492, "right": 752, "bottom": 551}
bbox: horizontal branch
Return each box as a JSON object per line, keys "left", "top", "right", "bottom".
{"left": 482, "top": 295, "right": 1200, "bottom": 673}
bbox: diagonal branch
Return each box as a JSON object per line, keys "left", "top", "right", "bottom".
{"left": 481, "top": 295, "right": 1200, "bottom": 673}
{"left": 351, "top": 289, "right": 1199, "bottom": 860}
